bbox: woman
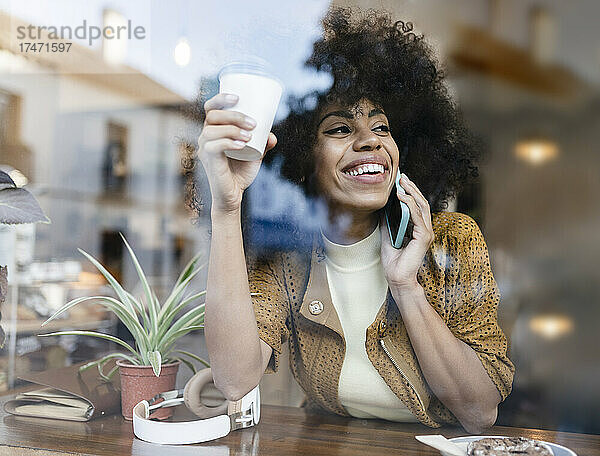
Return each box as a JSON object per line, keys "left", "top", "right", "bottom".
{"left": 198, "top": 7, "right": 514, "bottom": 433}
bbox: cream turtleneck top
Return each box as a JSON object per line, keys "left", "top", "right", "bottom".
{"left": 320, "top": 223, "right": 419, "bottom": 422}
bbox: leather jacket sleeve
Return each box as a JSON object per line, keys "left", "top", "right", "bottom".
{"left": 443, "top": 214, "right": 516, "bottom": 402}
{"left": 247, "top": 250, "right": 290, "bottom": 374}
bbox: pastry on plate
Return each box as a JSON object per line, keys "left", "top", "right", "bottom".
{"left": 467, "top": 437, "right": 553, "bottom": 456}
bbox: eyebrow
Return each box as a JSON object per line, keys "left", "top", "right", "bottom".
{"left": 317, "top": 108, "right": 387, "bottom": 128}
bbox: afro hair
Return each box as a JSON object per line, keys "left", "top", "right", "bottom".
{"left": 264, "top": 5, "right": 481, "bottom": 213}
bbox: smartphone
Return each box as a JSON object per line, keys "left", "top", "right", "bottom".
{"left": 384, "top": 172, "right": 413, "bottom": 249}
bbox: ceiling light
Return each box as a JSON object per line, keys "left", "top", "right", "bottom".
{"left": 174, "top": 37, "right": 191, "bottom": 67}
{"left": 529, "top": 314, "right": 574, "bottom": 339}
{"left": 514, "top": 138, "right": 559, "bottom": 165}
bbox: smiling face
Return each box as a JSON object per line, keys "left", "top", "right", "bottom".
{"left": 312, "top": 97, "right": 399, "bottom": 214}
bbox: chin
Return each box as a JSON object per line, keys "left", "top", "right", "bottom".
{"left": 343, "top": 195, "right": 388, "bottom": 212}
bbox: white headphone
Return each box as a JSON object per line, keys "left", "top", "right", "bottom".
{"left": 132, "top": 368, "right": 260, "bottom": 445}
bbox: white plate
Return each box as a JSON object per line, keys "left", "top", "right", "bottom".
{"left": 438, "top": 436, "right": 577, "bottom": 456}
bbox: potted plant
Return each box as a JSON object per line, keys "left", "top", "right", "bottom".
{"left": 38, "top": 234, "right": 209, "bottom": 420}
{"left": 0, "top": 169, "right": 50, "bottom": 349}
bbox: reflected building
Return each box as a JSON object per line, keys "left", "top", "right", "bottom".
{"left": 0, "top": 10, "right": 206, "bottom": 388}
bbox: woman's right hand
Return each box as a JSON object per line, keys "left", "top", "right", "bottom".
{"left": 197, "top": 93, "right": 278, "bottom": 214}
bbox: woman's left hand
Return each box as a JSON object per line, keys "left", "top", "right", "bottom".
{"left": 380, "top": 173, "right": 434, "bottom": 290}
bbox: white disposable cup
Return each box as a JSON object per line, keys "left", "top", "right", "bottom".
{"left": 218, "top": 59, "right": 283, "bottom": 161}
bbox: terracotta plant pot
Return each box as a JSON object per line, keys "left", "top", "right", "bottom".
{"left": 116, "top": 359, "right": 180, "bottom": 421}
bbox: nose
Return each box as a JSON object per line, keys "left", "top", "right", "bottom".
{"left": 352, "top": 129, "right": 382, "bottom": 152}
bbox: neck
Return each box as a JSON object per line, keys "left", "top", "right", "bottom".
{"left": 320, "top": 201, "right": 379, "bottom": 245}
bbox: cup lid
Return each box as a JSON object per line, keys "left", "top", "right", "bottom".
{"left": 218, "top": 56, "right": 283, "bottom": 89}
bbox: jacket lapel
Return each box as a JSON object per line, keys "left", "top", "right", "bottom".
{"left": 298, "top": 233, "right": 344, "bottom": 340}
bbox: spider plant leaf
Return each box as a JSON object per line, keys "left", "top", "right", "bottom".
{"left": 157, "top": 296, "right": 205, "bottom": 339}
{"left": 77, "top": 248, "right": 138, "bottom": 318}
{"left": 158, "top": 251, "right": 206, "bottom": 322}
{"left": 98, "top": 362, "right": 108, "bottom": 380}
{"left": 119, "top": 234, "right": 159, "bottom": 339}
{"left": 159, "top": 305, "right": 205, "bottom": 347}
{"left": 158, "top": 268, "right": 202, "bottom": 323}
{"left": 175, "top": 349, "right": 210, "bottom": 368}
{"left": 166, "top": 305, "right": 205, "bottom": 334}
{"left": 123, "top": 290, "right": 146, "bottom": 320}
{"left": 175, "top": 357, "right": 197, "bottom": 375}
{"left": 98, "top": 362, "right": 119, "bottom": 382}
{"left": 175, "top": 251, "right": 206, "bottom": 288}
{"left": 79, "top": 352, "right": 141, "bottom": 372}
{"left": 149, "top": 290, "right": 162, "bottom": 345}
{"left": 38, "top": 331, "right": 138, "bottom": 356}
{"left": 158, "top": 325, "right": 204, "bottom": 353}
{"left": 147, "top": 351, "right": 161, "bottom": 377}
{"left": 41, "top": 295, "right": 149, "bottom": 355}
{"left": 124, "top": 290, "right": 151, "bottom": 331}
{"left": 105, "top": 364, "right": 120, "bottom": 380}
{"left": 41, "top": 295, "right": 107, "bottom": 326}
{"left": 152, "top": 290, "right": 160, "bottom": 312}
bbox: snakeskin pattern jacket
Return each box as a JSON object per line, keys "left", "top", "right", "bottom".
{"left": 248, "top": 211, "right": 515, "bottom": 427}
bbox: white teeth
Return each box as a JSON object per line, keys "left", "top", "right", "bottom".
{"left": 344, "top": 163, "right": 386, "bottom": 176}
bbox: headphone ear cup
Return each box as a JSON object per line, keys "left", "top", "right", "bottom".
{"left": 183, "top": 368, "right": 229, "bottom": 418}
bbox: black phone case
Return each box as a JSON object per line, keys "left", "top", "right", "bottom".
{"left": 383, "top": 191, "right": 413, "bottom": 248}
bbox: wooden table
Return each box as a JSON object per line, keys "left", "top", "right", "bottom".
{"left": 0, "top": 393, "right": 598, "bottom": 455}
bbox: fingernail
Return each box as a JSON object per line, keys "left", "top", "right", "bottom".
{"left": 232, "top": 140, "right": 245, "bottom": 147}
{"left": 225, "top": 94, "right": 238, "bottom": 103}
{"left": 240, "top": 129, "right": 252, "bottom": 139}
{"left": 244, "top": 116, "right": 257, "bottom": 128}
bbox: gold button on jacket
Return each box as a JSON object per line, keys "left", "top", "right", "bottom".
{"left": 247, "top": 211, "right": 515, "bottom": 427}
